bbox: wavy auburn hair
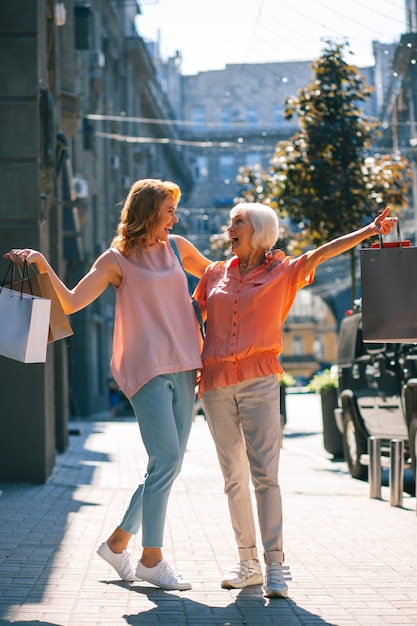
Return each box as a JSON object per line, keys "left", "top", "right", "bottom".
{"left": 111, "top": 178, "right": 181, "bottom": 255}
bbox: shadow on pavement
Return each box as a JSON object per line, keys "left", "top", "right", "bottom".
{"left": 0, "top": 619, "right": 60, "bottom": 626}
{"left": 284, "top": 431, "right": 321, "bottom": 439}
{"left": 121, "top": 586, "right": 336, "bottom": 626}
{"left": 0, "top": 422, "right": 108, "bottom": 622}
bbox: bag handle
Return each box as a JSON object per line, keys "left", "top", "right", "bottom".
{"left": 14, "top": 262, "right": 35, "bottom": 295}
{"left": 0, "top": 262, "right": 14, "bottom": 293}
{"left": 378, "top": 220, "right": 402, "bottom": 248}
{"left": 169, "top": 236, "right": 205, "bottom": 340}
{"left": 12, "top": 261, "right": 34, "bottom": 296}
{"left": 0, "top": 260, "right": 33, "bottom": 298}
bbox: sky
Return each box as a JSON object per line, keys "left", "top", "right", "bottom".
{"left": 136, "top": 0, "right": 407, "bottom": 75}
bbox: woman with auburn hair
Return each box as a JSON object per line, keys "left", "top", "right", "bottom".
{"left": 5, "top": 178, "right": 211, "bottom": 591}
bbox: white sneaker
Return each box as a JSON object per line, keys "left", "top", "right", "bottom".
{"left": 135, "top": 559, "right": 192, "bottom": 591}
{"left": 97, "top": 541, "right": 137, "bottom": 582}
{"left": 264, "top": 563, "right": 291, "bottom": 598}
{"left": 221, "top": 559, "right": 263, "bottom": 589}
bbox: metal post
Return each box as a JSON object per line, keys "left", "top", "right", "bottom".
{"left": 390, "top": 439, "right": 404, "bottom": 507}
{"left": 368, "top": 436, "right": 382, "bottom": 499}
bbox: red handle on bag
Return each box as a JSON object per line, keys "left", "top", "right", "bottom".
{"left": 371, "top": 241, "right": 410, "bottom": 248}
{"left": 371, "top": 220, "right": 410, "bottom": 248}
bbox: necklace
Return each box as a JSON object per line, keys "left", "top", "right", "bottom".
{"left": 239, "top": 259, "right": 265, "bottom": 269}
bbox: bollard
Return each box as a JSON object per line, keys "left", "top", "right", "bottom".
{"left": 390, "top": 439, "right": 404, "bottom": 507}
{"left": 368, "top": 436, "right": 382, "bottom": 499}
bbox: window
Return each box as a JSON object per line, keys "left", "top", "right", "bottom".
{"left": 219, "top": 155, "right": 235, "bottom": 181}
{"left": 246, "top": 106, "right": 258, "bottom": 129}
{"left": 313, "top": 336, "right": 324, "bottom": 359}
{"left": 193, "top": 156, "right": 209, "bottom": 182}
{"left": 220, "top": 107, "right": 233, "bottom": 130}
{"left": 74, "top": 5, "right": 91, "bottom": 50}
{"left": 192, "top": 106, "right": 206, "bottom": 132}
{"left": 292, "top": 336, "right": 304, "bottom": 356}
{"left": 273, "top": 105, "right": 285, "bottom": 128}
{"left": 288, "top": 291, "right": 313, "bottom": 320}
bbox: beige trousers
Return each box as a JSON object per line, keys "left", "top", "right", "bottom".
{"left": 202, "top": 374, "right": 284, "bottom": 564}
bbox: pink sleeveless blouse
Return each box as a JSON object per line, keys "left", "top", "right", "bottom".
{"left": 110, "top": 242, "right": 202, "bottom": 399}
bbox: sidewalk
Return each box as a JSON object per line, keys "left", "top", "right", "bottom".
{"left": 0, "top": 393, "right": 416, "bottom": 626}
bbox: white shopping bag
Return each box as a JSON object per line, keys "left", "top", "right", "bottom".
{"left": 0, "top": 286, "right": 51, "bottom": 363}
{"left": 8, "top": 268, "right": 73, "bottom": 343}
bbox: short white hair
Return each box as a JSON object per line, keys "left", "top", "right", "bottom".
{"left": 230, "top": 202, "right": 279, "bottom": 250}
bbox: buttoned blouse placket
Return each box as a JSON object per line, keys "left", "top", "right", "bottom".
{"left": 229, "top": 270, "right": 243, "bottom": 376}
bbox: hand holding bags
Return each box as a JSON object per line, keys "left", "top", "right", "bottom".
{"left": 360, "top": 221, "right": 417, "bottom": 342}
{"left": 0, "top": 262, "right": 51, "bottom": 362}
{"left": 8, "top": 262, "right": 73, "bottom": 343}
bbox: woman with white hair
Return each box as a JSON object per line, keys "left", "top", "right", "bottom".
{"left": 194, "top": 202, "right": 396, "bottom": 598}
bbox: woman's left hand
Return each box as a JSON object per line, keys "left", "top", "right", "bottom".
{"left": 372, "top": 207, "right": 398, "bottom": 236}
{"left": 265, "top": 248, "right": 285, "bottom": 271}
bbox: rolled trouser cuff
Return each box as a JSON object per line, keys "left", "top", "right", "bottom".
{"left": 265, "top": 550, "right": 284, "bottom": 564}
{"left": 238, "top": 547, "right": 259, "bottom": 561}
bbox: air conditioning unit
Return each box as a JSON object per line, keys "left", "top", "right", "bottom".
{"left": 90, "top": 49, "right": 105, "bottom": 69}
{"left": 73, "top": 177, "right": 89, "bottom": 199}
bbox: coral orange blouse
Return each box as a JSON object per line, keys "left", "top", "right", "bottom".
{"left": 194, "top": 252, "right": 314, "bottom": 394}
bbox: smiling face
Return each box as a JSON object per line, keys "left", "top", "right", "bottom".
{"left": 153, "top": 194, "right": 179, "bottom": 243}
{"left": 227, "top": 211, "right": 254, "bottom": 256}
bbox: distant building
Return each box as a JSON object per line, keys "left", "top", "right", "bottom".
{"left": 282, "top": 290, "right": 338, "bottom": 382}
{"left": 176, "top": 60, "right": 377, "bottom": 211}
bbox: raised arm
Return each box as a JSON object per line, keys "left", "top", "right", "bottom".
{"left": 303, "top": 207, "right": 397, "bottom": 277}
{"left": 4, "top": 248, "right": 121, "bottom": 315}
{"left": 171, "top": 235, "right": 211, "bottom": 278}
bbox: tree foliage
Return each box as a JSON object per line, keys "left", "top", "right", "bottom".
{"left": 237, "top": 40, "right": 411, "bottom": 250}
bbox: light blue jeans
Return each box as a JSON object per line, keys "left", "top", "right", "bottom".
{"left": 118, "top": 370, "right": 196, "bottom": 547}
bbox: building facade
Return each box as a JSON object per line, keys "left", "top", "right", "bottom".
{"left": 0, "top": 0, "right": 413, "bottom": 481}
{"left": 0, "top": 0, "right": 192, "bottom": 481}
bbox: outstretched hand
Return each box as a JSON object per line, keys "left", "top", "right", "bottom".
{"left": 372, "top": 207, "right": 397, "bottom": 236}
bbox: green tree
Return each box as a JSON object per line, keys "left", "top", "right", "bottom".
{"left": 237, "top": 41, "right": 412, "bottom": 303}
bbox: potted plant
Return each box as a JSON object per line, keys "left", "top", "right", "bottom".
{"left": 307, "top": 368, "right": 344, "bottom": 458}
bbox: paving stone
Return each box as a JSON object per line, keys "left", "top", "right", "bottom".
{"left": 0, "top": 394, "right": 416, "bottom": 625}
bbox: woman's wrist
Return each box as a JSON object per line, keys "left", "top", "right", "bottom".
{"left": 367, "top": 222, "right": 379, "bottom": 237}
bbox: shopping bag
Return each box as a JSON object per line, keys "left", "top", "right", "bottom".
{"left": 360, "top": 222, "right": 417, "bottom": 343}
{"left": 34, "top": 273, "right": 73, "bottom": 342}
{"left": 0, "top": 284, "right": 51, "bottom": 363}
{"left": 8, "top": 264, "right": 73, "bottom": 343}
